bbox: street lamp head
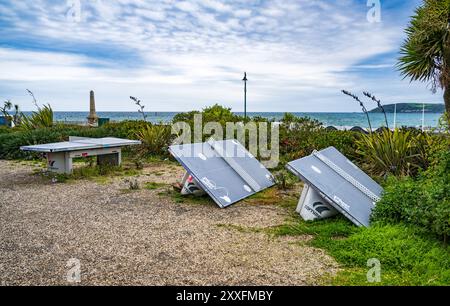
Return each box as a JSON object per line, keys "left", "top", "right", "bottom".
{"left": 242, "top": 72, "right": 248, "bottom": 82}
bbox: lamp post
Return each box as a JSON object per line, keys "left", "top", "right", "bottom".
{"left": 242, "top": 72, "right": 248, "bottom": 120}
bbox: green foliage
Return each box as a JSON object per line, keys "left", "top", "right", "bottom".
{"left": 397, "top": 0, "right": 450, "bottom": 118}
{"left": 0, "top": 121, "right": 172, "bottom": 160}
{"left": 398, "top": 0, "right": 450, "bottom": 87}
{"left": 355, "top": 129, "right": 442, "bottom": 177}
{"left": 20, "top": 104, "right": 54, "bottom": 130}
{"left": 102, "top": 120, "right": 151, "bottom": 139}
{"left": 136, "top": 124, "right": 173, "bottom": 157}
{"left": 0, "top": 125, "right": 111, "bottom": 159}
{"left": 0, "top": 126, "right": 11, "bottom": 135}
{"left": 273, "top": 169, "right": 297, "bottom": 190}
{"left": 173, "top": 104, "right": 242, "bottom": 126}
{"left": 172, "top": 104, "right": 245, "bottom": 143}
{"left": 373, "top": 149, "right": 450, "bottom": 242}
{"left": 279, "top": 113, "right": 358, "bottom": 166}
{"left": 144, "top": 182, "right": 168, "bottom": 190}
{"left": 272, "top": 218, "right": 450, "bottom": 285}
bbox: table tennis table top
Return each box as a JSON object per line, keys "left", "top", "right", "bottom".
{"left": 20, "top": 137, "right": 141, "bottom": 153}
{"left": 169, "top": 139, "right": 275, "bottom": 208}
{"left": 286, "top": 147, "right": 383, "bottom": 227}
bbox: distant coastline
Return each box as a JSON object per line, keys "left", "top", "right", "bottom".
{"left": 21, "top": 111, "right": 444, "bottom": 129}
{"left": 370, "top": 103, "right": 444, "bottom": 113}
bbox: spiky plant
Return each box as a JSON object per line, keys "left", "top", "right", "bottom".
{"left": 356, "top": 129, "right": 423, "bottom": 177}
{"left": 20, "top": 104, "right": 54, "bottom": 130}
{"left": 136, "top": 124, "right": 172, "bottom": 156}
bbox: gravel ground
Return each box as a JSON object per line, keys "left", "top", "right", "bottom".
{"left": 0, "top": 160, "right": 338, "bottom": 286}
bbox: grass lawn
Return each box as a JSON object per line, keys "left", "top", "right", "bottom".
{"left": 270, "top": 217, "right": 450, "bottom": 286}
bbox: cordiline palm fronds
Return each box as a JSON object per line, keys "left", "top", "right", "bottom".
{"left": 1, "top": 100, "right": 12, "bottom": 117}
{"left": 397, "top": 0, "right": 450, "bottom": 122}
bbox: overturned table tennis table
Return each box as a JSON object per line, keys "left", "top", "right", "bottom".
{"left": 20, "top": 137, "right": 141, "bottom": 174}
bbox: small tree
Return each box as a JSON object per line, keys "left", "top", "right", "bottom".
{"left": 0, "top": 100, "right": 12, "bottom": 117}
{"left": 397, "top": 0, "right": 450, "bottom": 123}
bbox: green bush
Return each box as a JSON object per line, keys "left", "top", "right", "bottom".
{"left": 20, "top": 104, "right": 54, "bottom": 130}
{"left": 0, "top": 126, "right": 11, "bottom": 135}
{"left": 356, "top": 129, "right": 446, "bottom": 178}
{"left": 0, "top": 120, "right": 176, "bottom": 160}
{"left": 172, "top": 104, "right": 245, "bottom": 143}
{"left": 373, "top": 149, "right": 450, "bottom": 242}
{"left": 279, "top": 113, "right": 359, "bottom": 166}
{"left": 136, "top": 124, "right": 173, "bottom": 157}
{"left": 0, "top": 125, "right": 110, "bottom": 159}
{"left": 102, "top": 120, "right": 151, "bottom": 139}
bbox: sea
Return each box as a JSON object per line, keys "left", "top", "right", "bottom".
{"left": 27, "top": 111, "right": 445, "bottom": 129}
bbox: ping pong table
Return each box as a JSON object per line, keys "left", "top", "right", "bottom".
{"left": 20, "top": 137, "right": 141, "bottom": 174}
{"left": 169, "top": 139, "right": 275, "bottom": 208}
{"left": 286, "top": 147, "right": 383, "bottom": 227}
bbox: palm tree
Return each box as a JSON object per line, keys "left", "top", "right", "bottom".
{"left": 397, "top": 0, "right": 450, "bottom": 122}
{"left": 1, "top": 100, "right": 12, "bottom": 117}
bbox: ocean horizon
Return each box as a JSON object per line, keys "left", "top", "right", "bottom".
{"left": 23, "top": 111, "right": 445, "bottom": 129}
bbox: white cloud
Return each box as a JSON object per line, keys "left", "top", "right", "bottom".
{"left": 0, "top": 0, "right": 438, "bottom": 112}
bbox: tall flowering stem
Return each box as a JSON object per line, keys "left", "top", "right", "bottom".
{"left": 342, "top": 90, "right": 373, "bottom": 133}
{"left": 364, "top": 92, "right": 389, "bottom": 128}
{"left": 130, "top": 96, "right": 148, "bottom": 121}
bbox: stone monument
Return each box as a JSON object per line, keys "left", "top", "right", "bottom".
{"left": 87, "top": 90, "right": 98, "bottom": 126}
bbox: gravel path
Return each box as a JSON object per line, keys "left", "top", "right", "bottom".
{"left": 0, "top": 160, "right": 338, "bottom": 286}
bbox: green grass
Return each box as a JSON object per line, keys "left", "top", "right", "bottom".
{"left": 158, "top": 188, "right": 215, "bottom": 205}
{"left": 271, "top": 217, "right": 450, "bottom": 285}
{"left": 144, "top": 182, "right": 168, "bottom": 190}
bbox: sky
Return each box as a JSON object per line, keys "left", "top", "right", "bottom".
{"left": 0, "top": 0, "right": 443, "bottom": 112}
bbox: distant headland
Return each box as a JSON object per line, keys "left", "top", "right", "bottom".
{"left": 370, "top": 103, "right": 445, "bottom": 113}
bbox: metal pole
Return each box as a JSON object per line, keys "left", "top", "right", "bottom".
{"left": 393, "top": 103, "right": 397, "bottom": 129}
{"left": 422, "top": 102, "right": 425, "bottom": 132}
{"left": 243, "top": 72, "right": 248, "bottom": 120}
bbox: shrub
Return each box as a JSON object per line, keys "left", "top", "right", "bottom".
{"left": 0, "top": 120, "right": 175, "bottom": 160}
{"left": 172, "top": 104, "right": 245, "bottom": 143}
{"left": 273, "top": 170, "right": 297, "bottom": 190}
{"left": 279, "top": 113, "right": 358, "bottom": 166}
{"left": 136, "top": 124, "right": 173, "bottom": 157}
{"left": 20, "top": 104, "right": 54, "bottom": 130}
{"left": 172, "top": 104, "right": 242, "bottom": 127}
{"left": 0, "top": 125, "right": 110, "bottom": 159}
{"left": 0, "top": 126, "right": 11, "bottom": 135}
{"left": 355, "top": 129, "right": 444, "bottom": 178}
{"left": 372, "top": 149, "right": 450, "bottom": 242}
{"left": 102, "top": 120, "right": 151, "bottom": 139}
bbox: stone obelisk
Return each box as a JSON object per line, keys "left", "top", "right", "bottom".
{"left": 87, "top": 90, "right": 98, "bottom": 126}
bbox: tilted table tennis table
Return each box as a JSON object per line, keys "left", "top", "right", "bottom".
{"left": 20, "top": 137, "right": 141, "bottom": 174}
